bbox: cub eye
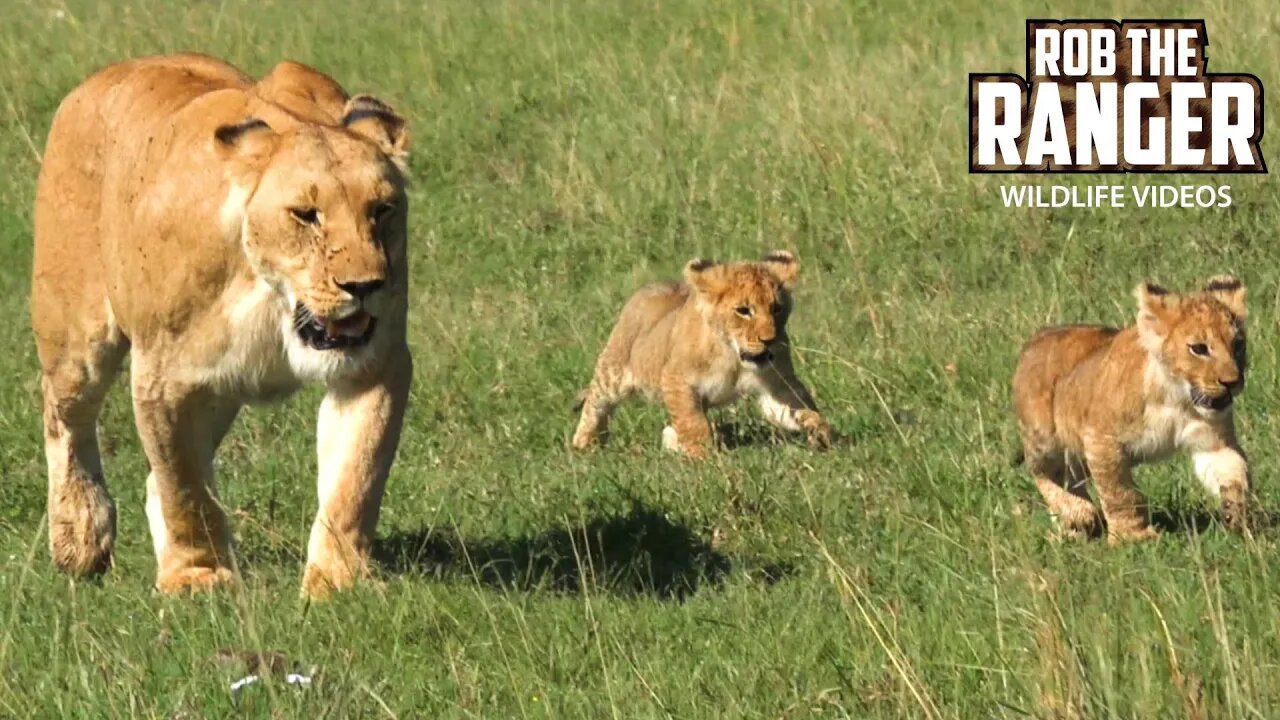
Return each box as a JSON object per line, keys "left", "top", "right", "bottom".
{"left": 735, "top": 305, "right": 752, "bottom": 318}
{"left": 770, "top": 302, "right": 783, "bottom": 315}
{"left": 371, "top": 202, "right": 397, "bottom": 222}
{"left": 289, "top": 207, "right": 320, "bottom": 225}
{"left": 1188, "top": 342, "right": 1210, "bottom": 357}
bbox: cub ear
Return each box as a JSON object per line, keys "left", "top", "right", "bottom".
{"left": 341, "top": 95, "right": 409, "bottom": 168}
{"left": 1134, "top": 281, "right": 1176, "bottom": 342}
{"left": 1204, "top": 274, "right": 1247, "bottom": 320}
{"left": 683, "top": 257, "right": 719, "bottom": 295}
{"left": 761, "top": 250, "right": 798, "bottom": 289}
{"left": 213, "top": 118, "right": 277, "bottom": 167}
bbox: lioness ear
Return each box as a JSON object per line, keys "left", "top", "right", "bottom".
{"left": 684, "top": 258, "right": 719, "bottom": 295}
{"left": 342, "top": 95, "right": 409, "bottom": 169}
{"left": 213, "top": 118, "right": 277, "bottom": 167}
{"left": 762, "top": 250, "right": 798, "bottom": 289}
{"left": 1204, "top": 275, "right": 1247, "bottom": 320}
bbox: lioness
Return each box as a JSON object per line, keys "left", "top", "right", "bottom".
{"left": 572, "top": 251, "right": 832, "bottom": 458}
{"left": 1013, "top": 277, "right": 1249, "bottom": 542}
{"left": 33, "top": 54, "right": 412, "bottom": 597}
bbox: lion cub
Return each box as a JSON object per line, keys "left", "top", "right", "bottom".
{"left": 573, "top": 251, "right": 832, "bottom": 458}
{"left": 1013, "top": 276, "right": 1249, "bottom": 542}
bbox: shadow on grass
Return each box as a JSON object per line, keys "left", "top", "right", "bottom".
{"left": 714, "top": 419, "right": 854, "bottom": 451}
{"left": 375, "top": 501, "right": 782, "bottom": 600}
{"left": 1149, "top": 501, "right": 1274, "bottom": 536}
{"left": 1149, "top": 507, "right": 1217, "bottom": 535}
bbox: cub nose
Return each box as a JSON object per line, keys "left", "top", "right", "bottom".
{"left": 337, "top": 278, "right": 385, "bottom": 300}
{"left": 1222, "top": 377, "right": 1243, "bottom": 392}
{"left": 759, "top": 334, "right": 777, "bottom": 346}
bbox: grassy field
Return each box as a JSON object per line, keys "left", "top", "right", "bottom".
{"left": 0, "top": 0, "right": 1278, "bottom": 716}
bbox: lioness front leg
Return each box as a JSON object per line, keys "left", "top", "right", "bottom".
{"left": 302, "top": 344, "right": 411, "bottom": 598}
{"left": 1193, "top": 444, "right": 1250, "bottom": 531}
{"left": 755, "top": 348, "right": 832, "bottom": 449}
{"left": 660, "top": 376, "right": 712, "bottom": 459}
{"left": 132, "top": 367, "right": 239, "bottom": 593}
{"left": 1085, "top": 441, "right": 1157, "bottom": 543}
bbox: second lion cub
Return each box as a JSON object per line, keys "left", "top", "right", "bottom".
{"left": 1013, "top": 276, "right": 1250, "bottom": 542}
{"left": 573, "top": 251, "right": 832, "bottom": 458}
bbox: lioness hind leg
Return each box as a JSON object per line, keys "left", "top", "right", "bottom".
{"left": 35, "top": 310, "right": 128, "bottom": 577}
{"left": 33, "top": 142, "right": 129, "bottom": 577}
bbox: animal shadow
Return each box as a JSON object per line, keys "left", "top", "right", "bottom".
{"left": 1149, "top": 500, "right": 1274, "bottom": 536}
{"left": 714, "top": 418, "right": 851, "bottom": 451}
{"left": 1149, "top": 507, "right": 1217, "bottom": 535}
{"left": 376, "top": 501, "right": 735, "bottom": 600}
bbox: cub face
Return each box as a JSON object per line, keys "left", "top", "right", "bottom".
{"left": 214, "top": 96, "right": 409, "bottom": 371}
{"left": 684, "top": 250, "right": 799, "bottom": 367}
{"left": 1136, "top": 276, "right": 1247, "bottom": 413}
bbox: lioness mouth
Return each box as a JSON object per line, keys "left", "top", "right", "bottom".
{"left": 294, "top": 304, "right": 376, "bottom": 350}
{"left": 739, "top": 349, "right": 773, "bottom": 365}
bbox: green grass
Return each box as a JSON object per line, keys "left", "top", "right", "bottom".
{"left": 0, "top": 0, "right": 1278, "bottom": 716}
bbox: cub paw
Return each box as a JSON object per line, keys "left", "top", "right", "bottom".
{"left": 1057, "top": 505, "right": 1104, "bottom": 540}
{"left": 661, "top": 426, "right": 680, "bottom": 452}
{"left": 795, "top": 410, "right": 833, "bottom": 450}
{"left": 665, "top": 429, "right": 710, "bottom": 460}
{"left": 682, "top": 444, "right": 710, "bottom": 460}
{"left": 1221, "top": 494, "right": 1250, "bottom": 533}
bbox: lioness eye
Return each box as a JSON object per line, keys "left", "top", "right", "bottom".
{"left": 735, "top": 305, "right": 752, "bottom": 318}
{"left": 371, "top": 202, "right": 397, "bottom": 222}
{"left": 1188, "top": 342, "right": 1210, "bottom": 357}
{"left": 289, "top": 207, "right": 320, "bottom": 225}
{"left": 770, "top": 302, "right": 783, "bottom": 315}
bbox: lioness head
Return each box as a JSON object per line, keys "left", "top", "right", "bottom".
{"left": 215, "top": 95, "right": 409, "bottom": 372}
{"left": 1136, "top": 275, "right": 1247, "bottom": 413}
{"left": 684, "top": 250, "right": 799, "bottom": 367}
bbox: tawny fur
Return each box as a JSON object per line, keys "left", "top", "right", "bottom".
{"left": 572, "top": 251, "right": 832, "bottom": 458}
{"left": 1012, "top": 276, "right": 1249, "bottom": 542}
{"left": 32, "top": 53, "right": 413, "bottom": 598}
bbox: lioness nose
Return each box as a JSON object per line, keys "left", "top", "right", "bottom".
{"left": 337, "top": 278, "right": 385, "bottom": 300}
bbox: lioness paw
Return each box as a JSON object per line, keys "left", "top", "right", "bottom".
{"left": 48, "top": 477, "right": 116, "bottom": 577}
{"left": 1106, "top": 526, "right": 1160, "bottom": 546}
{"left": 301, "top": 562, "right": 375, "bottom": 600}
{"left": 155, "top": 566, "right": 237, "bottom": 595}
